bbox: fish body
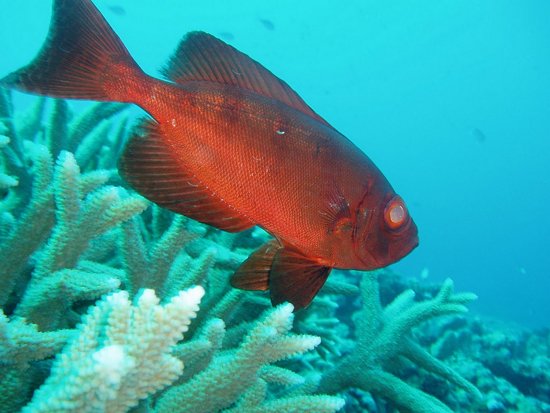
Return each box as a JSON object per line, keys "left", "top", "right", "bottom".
{"left": 1, "top": 0, "right": 418, "bottom": 308}
{"left": 133, "top": 79, "right": 381, "bottom": 269}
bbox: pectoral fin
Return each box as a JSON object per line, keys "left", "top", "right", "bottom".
{"left": 119, "top": 119, "right": 254, "bottom": 232}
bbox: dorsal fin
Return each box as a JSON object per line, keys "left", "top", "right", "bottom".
{"left": 161, "top": 31, "right": 332, "bottom": 128}
{"left": 119, "top": 119, "right": 254, "bottom": 232}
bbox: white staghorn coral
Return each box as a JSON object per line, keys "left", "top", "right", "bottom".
{"left": 12, "top": 153, "right": 148, "bottom": 330}
{"left": 154, "top": 303, "right": 342, "bottom": 413}
{"left": 22, "top": 286, "right": 204, "bottom": 413}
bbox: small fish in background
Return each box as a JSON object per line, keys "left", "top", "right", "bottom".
{"left": 101, "top": 1, "right": 125, "bottom": 16}
{"left": 218, "top": 32, "right": 235, "bottom": 42}
{"left": 108, "top": 5, "right": 126, "bottom": 16}
{"left": 259, "top": 18, "right": 275, "bottom": 31}
{"left": 471, "top": 127, "right": 486, "bottom": 143}
{"left": 1, "top": 0, "right": 418, "bottom": 309}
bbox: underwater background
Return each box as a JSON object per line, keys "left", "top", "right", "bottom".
{"left": 1, "top": 0, "right": 549, "bottom": 329}
{"left": 0, "top": 1, "right": 549, "bottom": 412}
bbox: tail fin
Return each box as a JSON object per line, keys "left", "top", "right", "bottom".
{"left": 1, "top": 0, "right": 142, "bottom": 102}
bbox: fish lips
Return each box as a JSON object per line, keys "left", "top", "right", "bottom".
{"left": 360, "top": 219, "right": 419, "bottom": 269}
{"left": 386, "top": 223, "right": 419, "bottom": 265}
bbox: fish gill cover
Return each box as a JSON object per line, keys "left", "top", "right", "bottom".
{"left": 0, "top": 1, "right": 549, "bottom": 413}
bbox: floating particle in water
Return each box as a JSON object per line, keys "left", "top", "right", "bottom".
{"left": 219, "top": 32, "right": 235, "bottom": 41}
{"left": 471, "top": 127, "right": 486, "bottom": 143}
{"left": 420, "top": 267, "right": 429, "bottom": 280}
{"left": 259, "top": 18, "right": 275, "bottom": 31}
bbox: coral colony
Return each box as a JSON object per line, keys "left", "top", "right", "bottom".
{"left": 1, "top": 93, "right": 549, "bottom": 411}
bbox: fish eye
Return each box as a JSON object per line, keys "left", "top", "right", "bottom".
{"left": 384, "top": 196, "right": 409, "bottom": 230}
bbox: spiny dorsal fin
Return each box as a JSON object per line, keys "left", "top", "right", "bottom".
{"left": 161, "top": 31, "right": 332, "bottom": 128}
{"left": 119, "top": 119, "right": 254, "bottom": 232}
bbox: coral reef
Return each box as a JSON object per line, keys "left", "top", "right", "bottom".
{"left": 424, "top": 311, "right": 550, "bottom": 412}
{"left": 23, "top": 287, "right": 204, "bottom": 413}
{"left": 318, "top": 272, "right": 480, "bottom": 413}
{"left": 0, "top": 90, "right": 346, "bottom": 412}
{"left": 356, "top": 272, "right": 550, "bottom": 413}
{"left": 1, "top": 90, "right": 548, "bottom": 413}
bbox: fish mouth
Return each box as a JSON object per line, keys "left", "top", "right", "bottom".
{"left": 395, "top": 233, "right": 419, "bottom": 262}
{"left": 360, "top": 233, "right": 418, "bottom": 269}
{"left": 380, "top": 233, "right": 419, "bottom": 267}
{"left": 409, "top": 234, "right": 420, "bottom": 251}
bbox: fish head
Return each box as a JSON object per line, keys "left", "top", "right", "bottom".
{"left": 353, "top": 185, "right": 418, "bottom": 269}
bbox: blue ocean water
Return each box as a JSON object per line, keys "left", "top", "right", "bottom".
{"left": 1, "top": 0, "right": 548, "bottom": 329}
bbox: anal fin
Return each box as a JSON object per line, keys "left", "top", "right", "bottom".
{"left": 119, "top": 119, "right": 254, "bottom": 232}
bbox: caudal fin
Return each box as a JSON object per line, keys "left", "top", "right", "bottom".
{"left": 1, "top": 0, "right": 142, "bottom": 102}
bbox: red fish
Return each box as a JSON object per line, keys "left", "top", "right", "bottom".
{"left": 1, "top": 0, "right": 418, "bottom": 309}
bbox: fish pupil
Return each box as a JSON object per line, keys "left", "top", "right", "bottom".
{"left": 390, "top": 204, "right": 405, "bottom": 224}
